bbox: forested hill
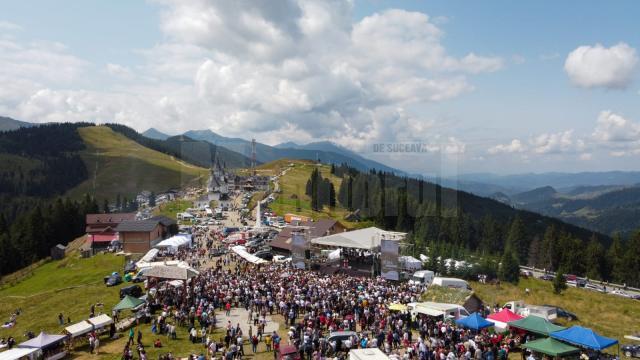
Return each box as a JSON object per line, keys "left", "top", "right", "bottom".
{"left": 331, "top": 164, "right": 640, "bottom": 286}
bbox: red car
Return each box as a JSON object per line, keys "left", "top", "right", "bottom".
{"left": 277, "top": 345, "right": 300, "bottom": 360}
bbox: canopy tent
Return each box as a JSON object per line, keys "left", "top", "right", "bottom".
{"left": 310, "top": 227, "right": 405, "bottom": 250}
{"left": 625, "top": 334, "right": 640, "bottom": 341}
{"left": 136, "top": 248, "right": 159, "bottom": 267}
{"left": 154, "top": 234, "right": 192, "bottom": 251}
{"left": 64, "top": 320, "right": 93, "bottom": 338}
{"left": 0, "top": 347, "right": 39, "bottom": 360}
{"left": 135, "top": 260, "right": 191, "bottom": 270}
{"left": 399, "top": 256, "right": 422, "bottom": 271}
{"left": 87, "top": 314, "right": 114, "bottom": 330}
{"left": 144, "top": 265, "right": 199, "bottom": 280}
{"left": 550, "top": 326, "right": 618, "bottom": 351}
{"left": 508, "top": 315, "right": 566, "bottom": 336}
{"left": 455, "top": 313, "right": 494, "bottom": 331}
{"left": 231, "top": 246, "right": 268, "bottom": 264}
{"left": 388, "top": 303, "right": 408, "bottom": 311}
{"left": 113, "top": 296, "right": 145, "bottom": 311}
{"left": 487, "top": 308, "right": 523, "bottom": 330}
{"left": 17, "top": 332, "right": 66, "bottom": 349}
{"left": 522, "top": 338, "right": 580, "bottom": 357}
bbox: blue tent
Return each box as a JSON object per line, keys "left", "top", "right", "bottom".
{"left": 455, "top": 312, "right": 494, "bottom": 330}
{"left": 550, "top": 326, "right": 618, "bottom": 351}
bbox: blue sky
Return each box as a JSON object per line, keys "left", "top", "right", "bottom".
{"left": 1, "top": 0, "right": 639, "bottom": 175}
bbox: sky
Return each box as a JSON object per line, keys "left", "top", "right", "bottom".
{"left": 1, "top": 0, "right": 639, "bottom": 176}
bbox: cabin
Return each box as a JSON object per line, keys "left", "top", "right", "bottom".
{"left": 116, "top": 216, "right": 177, "bottom": 253}
{"left": 86, "top": 213, "right": 136, "bottom": 250}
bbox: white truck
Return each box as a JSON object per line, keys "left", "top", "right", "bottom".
{"left": 431, "top": 277, "right": 471, "bottom": 290}
{"left": 503, "top": 301, "right": 557, "bottom": 321}
{"left": 409, "top": 270, "right": 435, "bottom": 285}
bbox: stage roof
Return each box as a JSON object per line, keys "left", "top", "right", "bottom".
{"left": 310, "top": 227, "right": 405, "bottom": 250}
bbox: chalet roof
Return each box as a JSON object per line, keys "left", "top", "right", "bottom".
{"left": 301, "top": 219, "right": 338, "bottom": 238}
{"left": 116, "top": 220, "right": 162, "bottom": 232}
{"left": 86, "top": 213, "right": 136, "bottom": 224}
{"left": 149, "top": 215, "right": 177, "bottom": 227}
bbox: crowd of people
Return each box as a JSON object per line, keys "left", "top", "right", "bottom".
{"left": 111, "top": 216, "right": 550, "bottom": 360}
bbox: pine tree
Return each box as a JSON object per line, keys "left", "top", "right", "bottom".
{"left": 584, "top": 235, "right": 604, "bottom": 280}
{"left": 606, "top": 234, "right": 625, "bottom": 283}
{"left": 103, "top": 199, "right": 110, "bottom": 213}
{"left": 622, "top": 231, "right": 640, "bottom": 287}
{"left": 116, "top": 193, "right": 122, "bottom": 211}
{"left": 498, "top": 246, "right": 520, "bottom": 284}
{"left": 149, "top": 192, "right": 156, "bottom": 207}
{"left": 553, "top": 266, "right": 568, "bottom": 294}
{"left": 506, "top": 216, "right": 527, "bottom": 262}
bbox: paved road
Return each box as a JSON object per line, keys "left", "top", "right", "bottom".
{"left": 216, "top": 308, "right": 280, "bottom": 339}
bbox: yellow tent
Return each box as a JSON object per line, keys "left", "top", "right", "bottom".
{"left": 388, "top": 303, "right": 408, "bottom": 311}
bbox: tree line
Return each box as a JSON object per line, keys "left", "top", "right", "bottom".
{"left": 0, "top": 195, "right": 99, "bottom": 276}
{"left": 305, "top": 168, "right": 336, "bottom": 211}
{"left": 332, "top": 164, "right": 640, "bottom": 287}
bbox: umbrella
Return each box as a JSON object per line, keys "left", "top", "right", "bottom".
{"left": 113, "top": 295, "right": 145, "bottom": 311}
{"left": 388, "top": 303, "right": 408, "bottom": 311}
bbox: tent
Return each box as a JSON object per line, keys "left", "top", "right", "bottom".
{"left": 522, "top": 338, "right": 580, "bottom": 357}
{"left": 0, "top": 347, "right": 39, "bottom": 360}
{"left": 399, "top": 256, "right": 422, "bottom": 271}
{"left": 136, "top": 248, "right": 159, "bottom": 267}
{"left": 113, "top": 296, "right": 145, "bottom": 311}
{"left": 455, "top": 312, "right": 494, "bottom": 331}
{"left": 87, "top": 314, "right": 114, "bottom": 330}
{"left": 17, "top": 332, "right": 66, "bottom": 349}
{"left": 508, "top": 315, "right": 566, "bottom": 336}
{"left": 231, "top": 246, "right": 268, "bottom": 264}
{"left": 486, "top": 308, "right": 523, "bottom": 330}
{"left": 154, "top": 234, "right": 192, "bottom": 251}
{"left": 144, "top": 265, "right": 199, "bottom": 280}
{"left": 388, "top": 303, "right": 408, "bottom": 311}
{"left": 550, "top": 326, "right": 618, "bottom": 351}
{"left": 311, "top": 227, "right": 405, "bottom": 250}
{"left": 64, "top": 320, "right": 93, "bottom": 338}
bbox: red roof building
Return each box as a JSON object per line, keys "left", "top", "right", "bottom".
{"left": 86, "top": 213, "right": 136, "bottom": 235}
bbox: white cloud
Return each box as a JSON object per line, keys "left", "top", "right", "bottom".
{"left": 106, "top": 63, "right": 133, "bottom": 78}
{"left": 564, "top": 43, "right": 638, "bottom": 89}
{"left": 0, "top": 20, "right": 22, "bottom": 31}
{"left": 593, "top": 110, "right": 640, "bottom": 142}
{"left": 579, "top": 153, "right": 592, "bottom": 161}
{"left": 530, "top": 130, "right": 575, "bottom": 154}
{"left": 488, "top": 139, "right": 525, "bottom": 154}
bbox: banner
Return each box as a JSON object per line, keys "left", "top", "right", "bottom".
{"left": 291, "top": 231, "right": 307, "bottom": 269}
{"left": 380, "top": 239, "right": 399, "bottom": 280}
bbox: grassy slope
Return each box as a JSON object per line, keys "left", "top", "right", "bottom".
{"left": 0, "top": 254, "right": 124, "bottom": 340}
{"left": 153, "top": 199, "right": 194, "bottom": 220}
{"left": 66, "top": 126, "right": 209, "bottom": 201}
{"left": 472, "top": 277, "right": 640, "bottom": 344}
{"left": 268, "top": 160, "right": 373, "bottom": 229}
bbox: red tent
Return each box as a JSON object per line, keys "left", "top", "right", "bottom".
{"left": 487, "top": 308, "right": 523, "bottom": 329}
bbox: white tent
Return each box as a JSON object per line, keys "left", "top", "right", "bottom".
{"left": 311, "top": 227, "right": 406, "bottom": 250}
{"left": 399, "top": 256, "right": 422, "bottom": 271}
{"left": 64, "top": 320, "right": 93, "bottom": 338}
{"left": 0, "top": 347, "right": 39, "bottom": 360}
{"left": 154, "top": 234, "right": 192, "bottom": 251}
{"left": 87, "top": 314, "right": 113, "bottom": 330}
{"left": 136, "top": 248, "right": 159, "bottom": 267}
{"left": 231, "top": 246, "right": 267, "bottom": 264}
{"left": 135, "top": 260, "right": 191, "bottom": 270}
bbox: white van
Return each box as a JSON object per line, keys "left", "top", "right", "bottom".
{"left": 431, "top": 277, "right": 471, "bottom": 290}
{"left": 409, "top": 270, "right": 435, "bottom": 285}
{"left": 503, "top": 301, "right": 557, "bottom": 321}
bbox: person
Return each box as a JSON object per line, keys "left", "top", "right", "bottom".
{"left": 128, "top": 327, "right": 135, "bottom": 346}
{"left": 225, "top": 302, "right": 231, "bottom": 316}
{"left": 94, "top": 334, "right": 100, "bottom": 355}
{"left": 251, "top": 335, "right": 259, "bottom": 353}
{"left": 137, "top": 328, "right": 143, "bottom": 345}
{"left": 265, "top": 333, "right": 272, "bottom": 352}
{"left": 88, "top": 334, "right": 95, "bottom": 354}
{"left": 237, "top": 334, "right": 244, "bottom": 355}
{"left": 154, "top": 338, "right": 162, "bottom": 348}
{"left": 58, "top": 313, "right": 64, "bottom": 326}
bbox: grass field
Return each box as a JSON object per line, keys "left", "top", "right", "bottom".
{"left": 471, "top": 277, "right": 640, "bottom": 343}
{"left": 153, "top": 199, "right": 194, "bottom": 220}
{"left": 268, "top": 160, "right": 373, "bottom": 229}
{"left": 66, "top": 126, "right": 208, "bottom": 201}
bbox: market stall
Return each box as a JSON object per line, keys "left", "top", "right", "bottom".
{"left": 522, "top": 338, "right": 580, "bottom": 358}
{"left": 486, "top": 308, "right": 523, "bottom": 331}
{"left": 17, "top": 332, "right": 67, "bottom": 360}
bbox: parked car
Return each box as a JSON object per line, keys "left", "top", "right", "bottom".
{"left": 253, "top": 250, "right": 273, "bottom": 261}
{"left": 273, "top": 255, "right": 291, "bottom": 263}
{"left": 611, "top": 289, "right": 640, "bottom": 300}
{"left": 131, "top": 268, "right": 150, "bottom": 283}
{"left": 120, "top": 284, "right": 143, "bottom": 299}
{"left": 277, "top": 345, "right": 300, "bottom": 360}
{"left": 543, "top": 305, "right": 578, "bottom": 321}
{"left": 539, "top": 274, "right": 555, "bottom": 281}
{"left": 584, "top": 283, "right": 606, "bottom": 293}
{"left": 211, "top": 248, "right": 228, "bottom": 257}
{"left": 327, "top": 331, "right": 359, "bottom": 350}
{"left": 622, "top": 344, "right": 640, "bottom": 358}
{"left": 105, "top": 272, "right": 122, "bottom": 287}
{"left": 246, "top": 239, "right": 265, "bottom": 248}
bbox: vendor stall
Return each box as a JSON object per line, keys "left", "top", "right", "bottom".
{"left": 522, "top": 338, "right": 580, "bottom": 358}
{"left": 64, "top": 320, "right": 93, "bottom": 338}
{"left": 550, "top": 326, "right": 618, "bottom": 352}
{"left": 17, "top": 332, "right": 67, "bottom": 360}
{"left": 455, "top": 312, "right": 494, "bottom": 331}
{"left": 486, "top": 308, "right": 523, "bottom": 331}
{"left": 508, "top": 315, "right": 566, "bottom": 336}
{"left": 0, "top": 347, "right": 39, "bottom": 360}
{"left": 87, "top": 314, "right": 114, "bottom": 334}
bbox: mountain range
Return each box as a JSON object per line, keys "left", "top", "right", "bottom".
{"left": 0, "top": 116, "right": 33, "bottom": 131}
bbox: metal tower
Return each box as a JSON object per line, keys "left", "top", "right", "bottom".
{"left": 251, "top": 138, "right": 257, "bottom": 176}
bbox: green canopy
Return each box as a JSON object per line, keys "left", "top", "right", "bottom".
{"left": 113, "top": 295, "right": 145, "bottom": 311}
{"left": 508, "top": 315, "right": 566, "bottom": 336}
{"left": 522, "top": 338, "right": 580, "bottom": 357}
